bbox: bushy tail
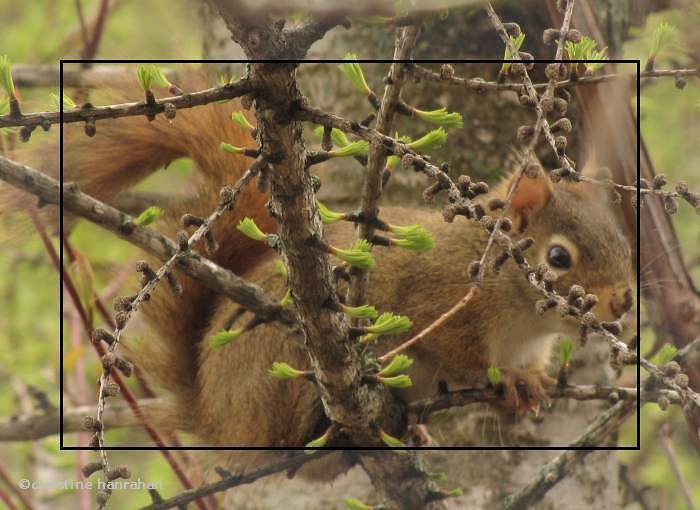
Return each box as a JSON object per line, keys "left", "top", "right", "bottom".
{"left": 5, "top": 73, "right": 274, "bottom": 431}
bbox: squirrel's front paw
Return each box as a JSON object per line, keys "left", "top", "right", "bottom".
{"left": 499, "top": 368, "right": 556, "bottom": 415}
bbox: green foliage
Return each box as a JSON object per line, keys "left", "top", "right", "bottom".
{"left": 209, "top": 329, "right": 242, "bottom": 348}
{"left": 313, "top": 125, "right": 351, "bottom": 147}
{"left": 341, "top": 303, "right": 379, "bottom": 320}
{"left": 413, "top": 107, "right": 463, "bottom": 129}
{"left": 407, "top": 128, "right": 448, "bottom": 152}
{"left": 304, "top": 428, "right": 331, "bottom": 454}
{"left": 0, "top": 55, "right": 14, "bottom": 98}
{"left": 379, "top": 429, "right": 407, "bottom": 453}
{"left": 656, "top": 343, "right": 678, "bottom": 365}
{"left": 275, "top": 259, "right": 288, "bottom": 278}
{"left": 501, "top": 33, "right": 525, "bottom": 73}
{"left": 0, "top": 95, "right": 8, "bottom": 116}
{"left": 50, "top": 92, "right": 76, "bottom": 110}
{"left": 133, "top": 206, "right": 165, "bottom": 227}
{"left": 565, "top": 36, "right": 608, "bottom": 72}
{"left": 447, "top": 488, "right": 464, "bottom": 497}
{"left": 389, "top": 224, "right": 435, "bottom": 252}
{"left": 218, "top": 73, "right": 236, "bottom": 86}
{"left": 329, "top": 140, "right": 370, "bottom": 158}
{"left": 361, "top": 312, "right": 412, "bottom": 342}
{"left": 316, "top": 200, "right": 346, "bottom": 224}
{"left": 378, "top": 374, "right": 413, "bottom": 388}
{"left": 231, "top": 111, "right": 254, "bottom": 130}
{"left": 343, "top": 497, "right": 374, "bottom": 510}
{"left": 220, "top": 141, "right": 245, "bottom": 154}
{"left": 136, "top": 63, "right": 170, "bottom": 91}
{"left": 559, "top": 339, "right": 575, "bottom": 367}
{"left": 280, "top": 288, "right": 294, "bottom": 306}
{"left": 338, "top": 53, "right": 372, "bottom": 95}
{"left": 378, "top": 354, "right": 413, "bottom": 377}
{"left": 331, "top": 239, "right": 375, "bottom": 269}
{"left": 487, "top": 366, "right": 502, "bottom": 386}
{"left": 268, "top": 361, "right": 305, "bottom": 379}
{"left": 649, "top": 22, "right": 678, "bottom": 58}
{"left": 236, "top": 217, "right": 267, "bottom": 241}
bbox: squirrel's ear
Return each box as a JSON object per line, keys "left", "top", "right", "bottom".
{"left": 500, "top": 165, "right": 553, "bottom": 232}
{"left": 508, "top": 164, "right": 553, "bottom": 206}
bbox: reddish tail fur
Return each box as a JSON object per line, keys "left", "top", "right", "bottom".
{"left": 4, "top": 74, "right": 275, "bottom": 431}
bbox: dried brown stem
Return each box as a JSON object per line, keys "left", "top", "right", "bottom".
{"left": 379, "top": 286, "right": 479, "bottom": 363}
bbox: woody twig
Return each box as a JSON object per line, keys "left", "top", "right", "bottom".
{"left": 347, "top": 24, "right": 421, "bottom": 309}
{"left": 501, "top": 399, "right": 636, "bottom": 510}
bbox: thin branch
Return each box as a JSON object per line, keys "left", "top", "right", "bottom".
{"left": 408, "top": 384, "right": 681, "bottom": 422}
{"left": 27, "top": 200, "right": 204, "bottom": 510}
{"left": 0, "top": 383, "right": 679, "bottom": 441}
{"left": 137, "top": 453, "right": 327, "bottom": 510}
{"left": 0, "top": 460, "right": 35, "bottom": 510}
{"left": 658, "top": 425, "right": 698, "bottom": 510}
{"left": 0, "top": 77, "right": 252, "bottom": 129}
{"left": 89, "top": 158, "right": 261, "bottom": 509}
{"left": 12, "top": 64, "right": 153, "bottom": 88}
{"left": 501, "top": 400, "right": 636, "bottom": 510}
{"left": 0, "top": 155, "right": 296, "bottom": 328}
{"left": 81, "top": 0, "right": 110, "bottom": 60}
{"left": 0, "top": 399, "right": 164, "bottom": 442}
{"left": 348, "top": 24, "right": 421, "bottom": 308}
{"left": 477, "top": 0, "right": 575, "bottom": 282}
{"left": 379, "top": 286, "right": 479, "bottom": 363}
{"left": 409, "top": 64, "right": 699, "bottom": 92}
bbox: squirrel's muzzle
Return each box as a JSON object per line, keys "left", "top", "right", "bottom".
{"left": 609, "top": 287, "right": 633, "bottom": 319}
{"left": 590, "top": 284, "right": 633, "bottom": 321}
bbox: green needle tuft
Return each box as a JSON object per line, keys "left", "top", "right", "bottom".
{"left": 361, "top": 312, "right": 412, "bottom": 342}
{"left": 331, "top": 240, "right": 375, "bottom": 269}
{"left": 338, "top": 53, "right": 372, "bottom": 95}
{"left": 134, "top": 206, "right": 165, "bottom": 227}
{"left": 269, "top": 361, "right": 306, "bottom": 379}
{"left": 237, "top": 217, "right": 267, "bottom": 241}
{"left": 389, "top": 224, "right": 435, "bottom": 252}
{"left": 487, "top": 366, "right": 502, "bottom": 386}
{"left": 341, "top": 304, "right": 379, "bottom": 320}
{"left": 413, "top": 107, "right": 463, "bottom": 129}
{"left": 231, "top": 111, "right": 255, "bottom": 130}
{"left": 220, "top": 142, "right": 245, "bottom": 154}
{"left": 210, "top": 329, "right": 242, "bottom": 348}
{"left": 378, "top": 354, "right": 414, "bottom": 377}
{"left": 316, "top": 200, "right": 346, "bottom": 224}
{"left": 328, "top": 140, "right": 369, "bottom": 158}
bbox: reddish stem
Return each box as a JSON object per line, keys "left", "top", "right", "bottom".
{"left": 27, "top": 208, "right": 208, "bottom": 510}
{"left": 0, "top": 461, "right": 33, "bottom": 510}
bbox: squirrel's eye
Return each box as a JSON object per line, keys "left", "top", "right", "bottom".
{"left": 547, "top": 244, "right": 572, "bottom": 270}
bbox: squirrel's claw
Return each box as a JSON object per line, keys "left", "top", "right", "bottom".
{"left": 499, "top": 368, "right": 556, "bottom": 414}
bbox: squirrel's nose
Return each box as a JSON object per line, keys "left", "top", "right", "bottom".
{"left": 610, "top": 287, "right": 633, "bottom": 319}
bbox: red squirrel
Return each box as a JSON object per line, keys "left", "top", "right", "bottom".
{"left": 9, "top": 74, "right": 633, "bottom": 466}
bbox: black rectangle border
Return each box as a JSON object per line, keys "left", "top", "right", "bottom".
{"left": 59, "top": 58, "right": 642, "bottom": 452}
